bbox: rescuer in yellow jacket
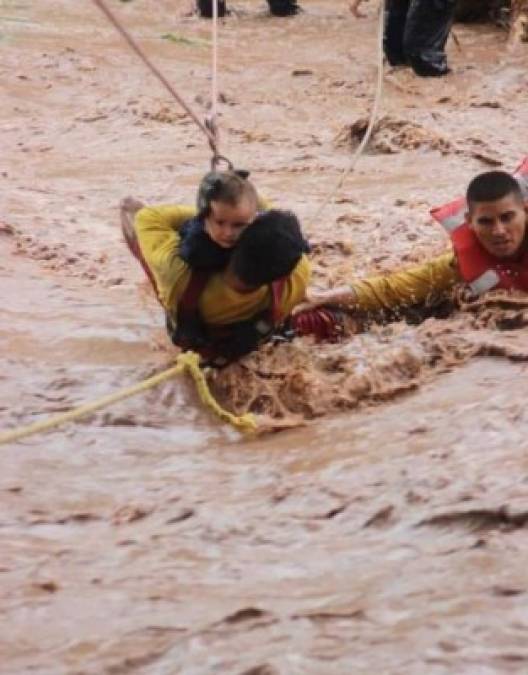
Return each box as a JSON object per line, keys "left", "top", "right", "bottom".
{"left": 120, "top": 171, "right": 314, "bottom": 364}
{"left": 302, "top": 170, "right": 528, "bottom": 320}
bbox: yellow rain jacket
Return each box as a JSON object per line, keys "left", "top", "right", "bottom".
{"left": 134, "top": 204, "right": 310, "bottom": 325}
{"left": 350, "top": 251, "right": 461, "bottom": 312}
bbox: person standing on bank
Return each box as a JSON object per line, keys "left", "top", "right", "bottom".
{"left": 351, "top": 0, "right": 456, "bottom": 77}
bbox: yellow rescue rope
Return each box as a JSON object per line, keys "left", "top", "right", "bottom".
{"left": 0, "top": 352, "right": 257, "bottom": 446}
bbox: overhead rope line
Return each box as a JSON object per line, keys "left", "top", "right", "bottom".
{"left": 91, "top": 0, "right": 226, "bottom": 164}
{"left": 308, "top": 0, "right": 385, "bottom": 228}
{"left": 204, "top": 0, "right": 220, "bottom": 157}
{"left": 0, "top": 352, "right": 257, "bottom": 446}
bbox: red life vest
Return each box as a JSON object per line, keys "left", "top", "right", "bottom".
{"left": 450, "top": 223, "right": 528, "bottom": 295}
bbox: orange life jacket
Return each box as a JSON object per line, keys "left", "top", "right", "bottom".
{"left": 449, "top": 223, "right": 528, "bottom": 295}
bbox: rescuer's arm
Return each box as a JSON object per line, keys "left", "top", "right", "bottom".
{"left": 304, "top": 252, "right": 460, "bottom": 314}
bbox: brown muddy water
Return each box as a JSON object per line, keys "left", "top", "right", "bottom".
{"left": 2, "top": 1, "right": 528, "bottom": 673}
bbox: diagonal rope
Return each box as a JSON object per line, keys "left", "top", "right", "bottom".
{"left": 91, "top": 0, "right": 218, "bottom": 155}
{"left": 307, "top": 0, "right": 385, "bottom": 229}
{"left": 0, "top": 352, "right": 257, "bottom": 446}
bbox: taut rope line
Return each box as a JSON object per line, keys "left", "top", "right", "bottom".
{"left": 308, "top": 0, "right": 385, "bottom": 228}
{"left": 204, "top": 0, "right": 227, "bottom": 168}
{"left": 91, "top": 0, "right": 219, "bottom": 156}
{"left": 209, "top": 0, "right": 219, "bottom": 140}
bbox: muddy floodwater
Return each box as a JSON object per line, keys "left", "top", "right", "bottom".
{"left": 2, "top": 1, "right": 528, "bottom": 673}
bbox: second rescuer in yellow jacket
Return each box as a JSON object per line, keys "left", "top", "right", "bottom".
{"left": 305, "top": 170, "right": 528, "bottom": 318}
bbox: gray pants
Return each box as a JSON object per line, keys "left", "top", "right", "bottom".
{"left": 384, "top": 0, "right": 456, "bottom": 76}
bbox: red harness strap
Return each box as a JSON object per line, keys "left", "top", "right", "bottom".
{"left": 177, "top": 268, "right": 213, "bottom": 323}
{"left": 270, "top": 276, "right": 287, "bottom": 325}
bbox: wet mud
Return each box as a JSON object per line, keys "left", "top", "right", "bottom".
{"left": 2, "top": 1, "right": 528, "bottom": 673}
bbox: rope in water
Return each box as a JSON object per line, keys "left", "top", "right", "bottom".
{"left": 0, "top": 352, "right": 257, "bottom": 446}
{"left": 308, "top": 0, "right": 385, "bottom": 228}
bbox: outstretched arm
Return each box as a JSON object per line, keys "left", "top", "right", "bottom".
{"left": 299, "top": 252, "right": 460, "bottom": 314}
{"left": 302, "top": 285, "right": 358, "bottom": 309}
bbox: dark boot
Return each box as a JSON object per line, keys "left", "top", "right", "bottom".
{"left": 197, "top": 0, "right": 227, "bottom": 18}
{"left": 267, "top": 0, "right": 301, "bottom": 16}
{"left": 403, "top": 0, "right": 456, "bottom": 76}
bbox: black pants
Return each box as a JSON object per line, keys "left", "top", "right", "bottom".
{"left": 384, "top": 0, "right": 456, "bottom": 76}
{"left": 197, "top": 0, "right": 300, "bottom": 17}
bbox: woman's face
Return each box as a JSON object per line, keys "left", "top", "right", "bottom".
{"left": 204, "top": 197, "right": 256, "bottom": 248}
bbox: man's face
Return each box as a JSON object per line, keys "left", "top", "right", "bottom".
{"left": 205, "top": 198, "right": 256, "bottom": 249}
{"left": 467, "top": 194, "right": 527, "bottom": 259}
